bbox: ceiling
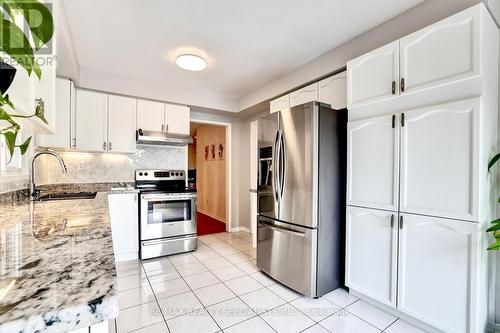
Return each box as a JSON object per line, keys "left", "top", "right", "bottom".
{"left": 63, "top": 0, "right": 423, "bottom": 105}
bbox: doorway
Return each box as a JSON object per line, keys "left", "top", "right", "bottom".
{"left": 189, "top": 121, "right": 230, "bottom": 235}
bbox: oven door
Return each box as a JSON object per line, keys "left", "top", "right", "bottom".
{"left": 140, "top": 193, "right": 197, "bottom": 241}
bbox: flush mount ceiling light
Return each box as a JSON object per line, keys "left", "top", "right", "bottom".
{"left": 176, "top": 53, "right": 207, "bottom": 71}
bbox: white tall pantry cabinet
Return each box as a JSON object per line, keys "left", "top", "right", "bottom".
{"left": 345, "top": 4, "right": 498, "bottom": 333}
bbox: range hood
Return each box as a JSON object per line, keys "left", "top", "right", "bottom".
{"left": 136, "top": 129, "right": 193, "bottom": 146}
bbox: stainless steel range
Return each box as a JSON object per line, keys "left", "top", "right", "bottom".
{"left": 136, "top": 169, "right": 198, "bottom": 260}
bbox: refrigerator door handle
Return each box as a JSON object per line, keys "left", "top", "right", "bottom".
{"left": 260, "top": 219, "right": 306, "bottom": 238}
{"left": 273, "top": 130, "right": 281, "bottom": 202}
{"left": 279, "top": 131, "right": 286, "bottom": 199}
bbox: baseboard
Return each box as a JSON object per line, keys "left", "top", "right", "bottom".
{"left": 230, "top": 226, "right": 251, "bottom": 233}
{"left": 493, "top": 322, "right": 500, "bottom": 333}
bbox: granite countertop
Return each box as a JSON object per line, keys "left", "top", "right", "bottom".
{"left": 0, "top": 192, "right": 119, "bottom": 333}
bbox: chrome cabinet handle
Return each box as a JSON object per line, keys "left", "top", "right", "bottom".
{"left": 391, "top": 81, "right": 396, "bottom": 95}
{"left": 161, "top": 124, "right": 165, "bottom": 132}
{"left": 390, "top": 215, "right": 394, "bottom": 228}
{"left": 108, "top": 142, "right": 112, "bottom": 151}
{"left": 103, "top": 141, "right": 107, "bottom": 150}
{"left": 72, "top": 138, "right": 76, "bottom": 148}
{"left": 399, "top": 215, "right": 404, "bottom": 229}
{"left": 401, "top": 78, "right": 405, "bottom": 92}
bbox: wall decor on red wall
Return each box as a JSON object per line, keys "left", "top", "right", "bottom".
{"left": 218, "top": 144, "right": 224, "bottom": 160}
{"left": 211, "top": 144, "right": 216, "bottom": 160}
{"left": 204, "top": 145, "right": 209, "bottom": 161}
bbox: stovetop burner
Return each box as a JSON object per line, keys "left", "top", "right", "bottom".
{"left": 135, "top": 169, "right": 195, "bottom": 193}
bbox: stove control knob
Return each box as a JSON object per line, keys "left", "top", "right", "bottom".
{"left": 171, "top": 172, "right": 174, "bottom": 176}
{"left": 144, "top": 172, "right": 148, "bottom": 176}
{"left": 180, "top": 172, "right": 184, "bottom": 176}
{"left": 139, "top": 172, "right": 143, "bottom": 176}
{"left": 175, "top": 172, "right": 179, "bottom": 176}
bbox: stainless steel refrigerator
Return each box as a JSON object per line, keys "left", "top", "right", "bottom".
{"left": 257, "top": 101, "right": 347, "bottom": 298}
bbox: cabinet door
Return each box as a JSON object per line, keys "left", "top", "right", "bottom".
{"left": 347, "top": 114, "right": 399, "bottom": 211}
{"left": 400, "top": 6, "right": 479, "bottom": 95}
{"left": 75, "top": 90, "right": 108, "bottom": 151}
{"left": 400, "top": 99, "right": 478, "bottom": 221}
{"left": 290, "top": 83, "right": 318, "bottom": 107}
{"left": 37, "top": 78, "right": 72, "bottom": 148}
{"left": 108, "top": 193, "right": 139, "bottom": 262}
{"left": 136, "top": 99, "right": 165, "bottom": 132}
{"left": 165, "top": 104, "right": 190, "bottom": 135}
{"left": 346, "top": 207, "right": 397, "bottom": 307}
{"left": 108, "top": 95, "right": 136, "bottom": 153}
{"left": 270, "top": 95, "right": 290, "bottom": 114}
{"left": 398, "top": 213, "right": 476, "bottom": 333}
{"left": 318, "top": 72, "right": 347, "bottom": 109}
{"left": 347, "top": 41, "right": 399, "bottom": 108}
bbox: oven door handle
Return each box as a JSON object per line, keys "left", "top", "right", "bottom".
{"left": 142, "top": 235, "right": 197, "bottom": 246}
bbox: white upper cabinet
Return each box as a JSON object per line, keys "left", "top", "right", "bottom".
{"left": 108, "top": 95, "right": 137, "bottom": 153}
{"left": 400, "top": 99, "right": 478, "bottom": 222}
{"left": 270, "top": 95, "right": 290, "bottom": 113}
{"left": 75, "top": 90, "right": 108, "bottom": 152}
{"left": 346, "top": 207, "right": 397, "bottom": 308}
{"left": 398, "top": 213, "right": 476, "bottom": 333}
{"left": 289, "top": 83, "right": 318, "bottom": 107}
{"left": 165, "top": 104, "right": 190, "bottom": 135}
{"left": 37, "top": 78, "right": 73, "bottom": 149}
{"left": 318, "top": 72, "right": 347, "bottom": 109}
{"left": 347, "top": 114, "right": 399, "bottom": 211}
{"left": 347, "top": 41, "right": 400, "bottom": 108}
{"left": 399, "top": 7, "right": 479, "bottom": 95}
{"left": 137, "top": 99, "right": 165, "bottom": 132}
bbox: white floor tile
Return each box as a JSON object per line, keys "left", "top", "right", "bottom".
{"left": 183, "top": 271, "right": 220, "bottom": 290}
{"left": 131, "top": 322, "right": 169, "bottom": 333}
{"left": 168, "top": 253, "right": 199, "bottom": 266}
{"left": 206, "top": 297, "right": 255, "bottom": 329}
{"left": 206, "top": 240, "right": 232, "bottom": 250}
{"left": 223, "top": 316, "right": 274, "bottom": 333}
{"left": 142, "top": 257, "right": 173, "bottom": 272}
{"left": 233, "top": 242, "right": 254, "bottom": 252}
{"left": 200, "top": 256, "right": 233, "bottom": 270}
{"left": 193, "top": 249, "right": 221, "bottom": 261}
{"left": 117, "top": 271, "right": 149, "bottom": 292}
{"left": 301, "top": 324, "right": 330, "bottom": 333}
{"left": 146, "top": 265, "right": 181, "bottom": 284}
{"left": 166, "top": 308, "right": 220, "bottom": 333}
{"left": 250, "top": 271, "right": 276, "bottom": 287}
{"left": 243, "top": 248, "right": 256, "bottom": 259}
{"left": 211, "top": 265, "right": 247, "bottom": 281}
{"left": 268, "top": 283, "right": 302, "bottom": 302}
{"left": 384, "top": 319, "right": 427, "bottom": 333}
{"left": 291, "top": 296, "right": 341, "bottom": 322}
{"left": 319, "top": 310, "right": 380, "bottom": 333}
{"left": 150, "top": 278, "right": 190, "bottom": 300}
{"left": 224, "top": 252, "right": 253, "bottom": 264}
{"left": 115, "top": 260, "right": 143, "bottom": 278}
{"left": 193, "top": 283, "right": 236, "bottom": 307}
{"left": 239, "top": 288, "right": 286, "bottom": 314}
{"left": 322, "top": 288, "right": 358, "bottom": 308}
{"left": 213, "top": 245, "right": 240, "bottom": 256}
{"left": 235, "top": 259, "right": 260, "bottom": 274}
{"left": 224, "top": 275, "right": 264, "bottom": 296}
{"left": 346, "top": 300, "right": 397, "bottom": 330}
{"left": 260, "top": 303, "right": 315, "bottom": 333}
{"left": 118, "top": 285, "right": 155, "bottom": 309}
{"left": 157, "top": 291, "right": 204, "bottom": 320}
{"left": 176, "top": 261, "right": 209, "bottom": 277}
{"left": 116, "top": 301, "right": 163, "bottom": 333}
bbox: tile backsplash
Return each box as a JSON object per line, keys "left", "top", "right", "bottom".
{"left": 35, "top": 146, "right": 187, "bottom": 184}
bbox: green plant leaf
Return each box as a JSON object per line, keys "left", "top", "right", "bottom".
{"left": 489, "top": 153, "right": 500, "bottom": 172}
{"left": 35, "top": 102, "right": 47, "bottom": 123}
{"left": 2, "top": 0, "right": 54, "bottom": 51}
{"left": 3, "top": 130, "right": 17, "bottom": 161}
{"left": 490, "top": 219, "right": 500, "bottom": 225}
{"left": 0, "top": 18, "right": 36, "bottom": 76}
{"left": 486, "top": 223, "right": 500, "bottom": 233}
{"left": 3, "top": 94, "right": 14, "bottom": 108}
{"left": 0, "top": 107, "right": 12, "bottom": 121}
{"left": 16, "top": 135, "right": 31, "bottom": 154}
{"left": 488, "top": 241, "right": 500, "bottom": 250}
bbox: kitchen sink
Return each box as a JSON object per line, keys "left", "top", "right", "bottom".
{"left": 36, "top": 191, "right": 97, "bottom": 201}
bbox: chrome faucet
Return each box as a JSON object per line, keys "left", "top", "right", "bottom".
{"left": 29, "top": 149, "right": 68, "bottom": 200}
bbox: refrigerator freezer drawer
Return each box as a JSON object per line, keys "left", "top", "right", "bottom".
{"left": 257, "top": 217, "right": 317, "bottom": 297}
